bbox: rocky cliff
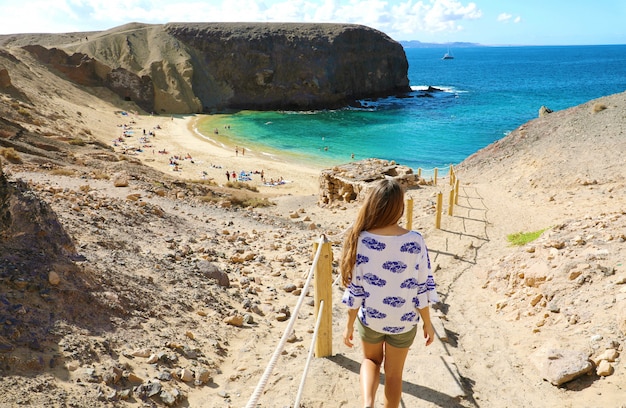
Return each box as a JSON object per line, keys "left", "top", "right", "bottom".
{"left": 318, "top": 158, "right": 424, "bottom": 205}
{"left": 162, "top": 22, "right": 410, "bottom": 111}
{"left": 2, "top": 22, "right": 410, "bottom": 113}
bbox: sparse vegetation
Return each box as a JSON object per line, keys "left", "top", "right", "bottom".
{"left": 199, "top": 195, "right": 219, "bottom": 204}
{"left": 226, "top": 181, "right": 259, "bottom": 192}
{"left": 0, "top": 129, "right": 14, "bottom": 138}
{"left": 199, "top": 190, "right": 273, "bottom": 208}
{"left": 17, "top": 108, "right": 31, "bottom": 118}
{"left": 507, "top": 228, "right": 547, "bottom": 246}
{"left": 50, "top": 168, "right": 76, "bottom": 176}
{"left": 68, "top": 138, "right": 86, "bottom": 146}
{"left": 190, "top": 179, "right": 218, "bottom": 186}
{"left": 0, "top": 147, "right": 23, "bottom": 163}
{"left": 91, "top": 171, "right": 110, "bottom": 180}
{"left": 228, "top": 195, "right": 274, "bottom": 208}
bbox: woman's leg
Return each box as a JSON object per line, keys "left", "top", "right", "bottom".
{"left": 382, "top": 343, "right": 411, "bottom": 408}
{"left": 360, "top": 340, "right": 384, "bottom": 408}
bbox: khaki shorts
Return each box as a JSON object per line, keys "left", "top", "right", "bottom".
{"left": 356, "top": 318, "right": 417, "bottom": 348}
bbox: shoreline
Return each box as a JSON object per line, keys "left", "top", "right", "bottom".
{"left": 193, "top": 112, "right": 347, "bottom": 170}
{"left": 192, "top": 113, "right": 447, "bottom": 179}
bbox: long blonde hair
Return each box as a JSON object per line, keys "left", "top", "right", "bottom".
{"left": 340, "top": 178, "right": 405, "bottom": 287}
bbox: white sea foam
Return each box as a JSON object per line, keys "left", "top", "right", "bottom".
{"left": 411, "top": 85, "right": 467, "bottom": 94}
{"left": 193, "top": 125, "right": 227, "bottom": 148}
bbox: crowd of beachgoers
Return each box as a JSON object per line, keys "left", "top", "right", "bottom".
{"left": 111, "top": 112, "right": 290, "bottom": 187}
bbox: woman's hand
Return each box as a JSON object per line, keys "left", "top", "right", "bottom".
{"left": 343, "top": 325, "right": 354, "bottom": 348}
{"left": 423, "top": 323, "right": 435, "bottom": 346}
{"left": 344, "top": 309, "right": 358, "bottom": 348}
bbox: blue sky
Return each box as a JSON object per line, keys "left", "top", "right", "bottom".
{"left": 0, "top": 0, "right": 624, "bottom": 45}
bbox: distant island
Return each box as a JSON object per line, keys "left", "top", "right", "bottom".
{"left": 399, "top": 40, "right": 483, "bottom": 48}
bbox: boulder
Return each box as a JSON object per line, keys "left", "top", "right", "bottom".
{"left": 0, "top": 67, "right": 11, "bottom": 88}
{"left": 197, "top": 261, "right": 230, "bottom": 288}
{"left": 530, "top": 346, "right": 593, "bottom": 386}
{"left": 319, "top": 158, "right": 421, "bottom": 205}
{"left": 539, "top": 105, "right": 553, "bottom": 117}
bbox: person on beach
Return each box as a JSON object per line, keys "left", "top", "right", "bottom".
{"left": 341, "top": 178, "right": 439, "bottom": 408}
{"left": 226, "top": 170, "right": 230, "bottom": 182}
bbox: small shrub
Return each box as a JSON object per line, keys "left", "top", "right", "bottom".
{"left": 17, "top": 108, "right": 31, "bottom": 118}
{"left": 50, "top": 168, "right": 76, "bottom": 176}
{"left": 92, "top": 171, "right": 110, "bottom": 180}
{"left": 79, "top": 184, "right": 91, "bottom": 192}
{"left": 68, "top": 138, "right": 86, "bottom": 146}
{"left": 241, "top": 197, "right": 274, "bottom": 208}
{"left": 226, "top": 181, "right": 259, "bottom": 192}
{"left": 190, "top": 179, "right": 217, "bottom": 186}
{"left": 507, "top": 228, "right": 547, "bottom": 246}
{"left": 592, "top": 103, "right": 607, "bottom": 113}
{"left": 0, "top": 147, "right": 22, "bottom": 163}
{"left": 199, "top": 195, "right": 219, "bottom": 204}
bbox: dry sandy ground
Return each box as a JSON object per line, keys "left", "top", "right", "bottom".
{"left": 1, "top": 47, "right": 625, "bottom": 407}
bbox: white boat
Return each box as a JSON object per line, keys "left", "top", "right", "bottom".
{"left": 442, "top": 48, "right": 454, "bottom": 59}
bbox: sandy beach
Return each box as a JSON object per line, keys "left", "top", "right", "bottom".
{"left": 112, "top": 113, "right": 322, "bottom": 197}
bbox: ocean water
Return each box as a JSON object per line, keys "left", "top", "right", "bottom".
{"left": 197, "top": 45, "right": 626, "bottom": 172}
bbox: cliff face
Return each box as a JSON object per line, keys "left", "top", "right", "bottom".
{"left": 163, "top": 23, "right": 410, "bottom": 111}
{"left": 11, "top": 22, "right": 409, "bottom": 114}
{"left": 21, "top": 45, "right": 155, "bottom": 113}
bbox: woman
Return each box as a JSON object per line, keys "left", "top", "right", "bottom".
{"left": 341, "top": 178, "right": 439, "bottom": 408}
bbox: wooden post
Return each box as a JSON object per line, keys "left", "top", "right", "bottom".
{"left": 405, "top": 197, "right": 413, "bottom": 230}
{"left": 449, "top": 165, "right": 455, "bottom": 186}
{"left": 417, "top": 168, "right": 422, "bottom": 178}
{"left": 435, "top": 192, "right": 443, "bottom": 229}
{"left": 433, "top": 168, "right": 438, "bottom": 186}
{"left": 455, "top": 179, "right": 460, "bottom": 205}
{"left": 448, "top": 187, "right": 455, "bottom": 216}
{"left": 314, "top": 239, "right": 333, "bottom": 357}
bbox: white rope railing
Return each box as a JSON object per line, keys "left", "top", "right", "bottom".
{"left": 245, "top": 235, "right": 328, "bottom": 408}
{"left": 293, "top": 299, "right": 325, "bottom": 407}
{"left": 417, "top": 165, "right": 454, "bottom": 179}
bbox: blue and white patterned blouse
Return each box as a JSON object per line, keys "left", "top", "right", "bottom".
{"left": 342, "top": 230, "right": 439, "bottom": 335}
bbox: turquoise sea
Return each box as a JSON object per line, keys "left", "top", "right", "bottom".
{"left": 197, "top": 45, "right": 626, "bottom": 173}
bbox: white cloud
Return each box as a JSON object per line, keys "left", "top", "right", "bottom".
{"left": 497, "top": 13, "right": 512, "bottom": 22}
{"left": 389, "top": 0, "right": 482, "bottom": 37}
{"left": 497, "top": 12, "right": 521, "bottom": 24}
{"left": 0, "top": 0, "right": 84, "bottom": 34}
{"left": 0, "top": 0, "right": 484, "bottom": 39}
